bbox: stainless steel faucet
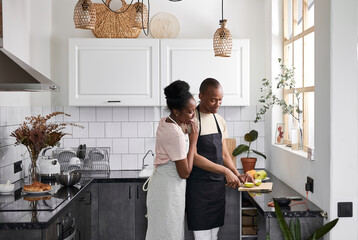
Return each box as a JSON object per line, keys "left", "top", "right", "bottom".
{"left": 142, "top": 150, "right": 154, "bottom": 169}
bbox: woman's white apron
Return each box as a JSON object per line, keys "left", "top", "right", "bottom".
{"left": 144, "top": 160, "right": 186, "bottom": 240}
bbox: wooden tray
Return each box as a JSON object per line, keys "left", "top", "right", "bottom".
{"left": 238, "top": 182, "right": 273, "bottom": 192}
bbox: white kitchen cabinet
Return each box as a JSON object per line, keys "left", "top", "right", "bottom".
{"left": 69, "top": 38, "right": 249, "bottom": 106}
{"left": 160, "top": 39, "right": 250, "bottom": 106}
{"left": 69, "top": 38, "right": 160, "bottom": 106}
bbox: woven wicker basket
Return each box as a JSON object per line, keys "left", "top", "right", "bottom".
{"left": 92, "top": 0, "right": 141, "bottom": 38}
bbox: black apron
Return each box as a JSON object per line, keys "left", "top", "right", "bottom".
{"left": 186, "top": 107, "right": 226, "bottom": 231}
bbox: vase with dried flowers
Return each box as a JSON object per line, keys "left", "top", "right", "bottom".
{"left": 10, "top": 112, "right": 83, "bottom": 183}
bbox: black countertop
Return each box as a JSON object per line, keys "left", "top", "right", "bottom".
{"left": 0, "top": 169, "right": 323, "bottom": 230}
{"left": 241, "top": 170, "right": 323, "bottom": 218}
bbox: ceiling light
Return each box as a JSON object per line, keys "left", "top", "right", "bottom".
{"left": 73, "top": 0, "right": 96, "bottom": 30}
{"left": 213, "top": 0, "right": 232, "bottom": 57}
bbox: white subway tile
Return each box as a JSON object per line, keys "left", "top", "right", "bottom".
{"left": 52, "top": 106, "right": 64, "bottom": 122}
{"left": 96, "top": 107, "right": 112, "bottom": 122}
{"left": 21, "top": 107, "right": 32, "bottom": 122}
{"left": 129, "top": 107, "right": 145, "bottom": 121}
{"left": 138, "top": 122, "right": 153, "bottom": 137}
{"left": 256, "top": 136, "right": 265, "bottom": 153}
{"left": 11, "top": 107, "right": 22, "bottom": 125}
{"left": 145, "top": 138, "right": 156, "bottom": 153}
{"left": 63, "top": 125, "right": 73, "bottom": 139}
{"left": 241, "top": 106, "right": 257, "bottom": 121}
{"left": 225, "top": 107, "right": 241, "bottom": 121}
{"left": 233, "top": 122, "right": 250, "bottom": 137}
{"left": 63, "top": 139, "right": 80, "bottom": 148}
{"left": 109, "top": 154, "right": 122, "bottom": 170}
{"left": 161, "top": 107, "right": 169, "bottom": 118}
{"left": 129, "top": 138, "right": 145, "bottom": 154}
{"left": 105, "top": 122, "right": 121, "bottom": 138}
{"left": 113, "top": 139, "right": 129, "bottom": 154}
{"left": 113, "top": 107, "right": 129, "bottom": 121}
{"left": 226, "top": 121, "right": 234, "bottom": 138}
{"left": 122, "top": 122, "right": 137, "bottom": 138}
{"left": 73, "top": 122, "right": 88, "bottom": 138}
{"left": 0, "top": 107, "right": 7, "bottom": 125}
{"left": 63, "top": 107, "right": 80, "bottom": 122}
{"left": 250, "top": 121, "right": 265, "bottom": 137}
{"left": 89, "top": 122, "right": 105, "bottom": 138}
{"left": 31, "top": 107, "right": 42, "bottom": 117}
{"left": 96, "top": 139, "right": 112, "bottom": 151}
{"left": 42, "top": 106, "right": 52, "bottom": 118}
{"left": 145, "top": 107, "right": 161, "bottom": 121}
{"left": 122, "top": 154, "right": 138, "bottom": 170}
{"left": 79, "top": 139, "right": 96, "bottom": 147}
{"left": 153, "top": 122, "right": 159, "bottom": 133}
{"left": 217, "top": 107, "right": 225, "bottom": 118}
{"left": 80, "top": 107, "right": 96, "bottom": 122}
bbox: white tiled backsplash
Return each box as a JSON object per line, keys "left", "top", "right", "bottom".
{"left": 0, "top": 106, "right": 265, "bottom": 182}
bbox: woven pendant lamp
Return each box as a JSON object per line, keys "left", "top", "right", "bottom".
{"left": 131, "top": 2, "right": 148, "bottom": 29}
{"left": 213, "top": 19, "right": 232, "bottom": 57}
{"left": 73, "top": 0, "right": 96, "bottom": 29}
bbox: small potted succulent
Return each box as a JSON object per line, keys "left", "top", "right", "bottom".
{"left": 233, "top": 130, "right": 266, "bottom": 172}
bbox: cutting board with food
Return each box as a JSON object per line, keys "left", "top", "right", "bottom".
{"left": 238, "top": 182, "right": 273, "bottom": 192}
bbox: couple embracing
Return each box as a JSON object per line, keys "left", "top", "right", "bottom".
{"left": 145, "top": 78, "right": 253, "bottom": 240}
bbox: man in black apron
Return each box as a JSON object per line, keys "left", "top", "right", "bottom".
{"left": 186, "top": 78, "right": 243, "bottom": 240}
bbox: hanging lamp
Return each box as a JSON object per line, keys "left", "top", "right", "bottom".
{"left": 131, "top": 1, "right": 149, "bottom": 29}
{"left": 73, "top": 0, "right": 96, "bottom": 30}
{"left": 213, "top": 0, "right": 232, "bottom": 57}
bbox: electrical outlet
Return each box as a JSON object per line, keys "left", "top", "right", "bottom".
{"left": 305, "top": 176, "right": 314, "bottom": 193}
{"left": 13, "top": 161, "right": 22, "bottom": 174}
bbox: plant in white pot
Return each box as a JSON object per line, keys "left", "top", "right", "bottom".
{"left": 233, "top": 130, "right": 266, "bottom": 172}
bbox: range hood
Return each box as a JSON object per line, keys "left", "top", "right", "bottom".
{"left": 0, "top": 1, "right": 59, "bottom": 92}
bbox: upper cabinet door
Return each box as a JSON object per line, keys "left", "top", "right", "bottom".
{"left": 160, "top": 39, "right": 250, "bottom": 106}
{"left": 69, "top": 39, "right": 160, "bottom": 106}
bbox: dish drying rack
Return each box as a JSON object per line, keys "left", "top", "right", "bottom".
{"left": 53, "top": 147, "right": 110, "bottom": 175}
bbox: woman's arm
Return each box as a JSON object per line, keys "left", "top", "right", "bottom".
{"left": 175, "top": 121, "right": 198, "bottom": 179}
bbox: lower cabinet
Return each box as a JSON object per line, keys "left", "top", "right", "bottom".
{"left": 184, "top": 186, "right": 241, "bottom": 240}
{"left": 92, "top": 182, "right": 147, "bottom": 240}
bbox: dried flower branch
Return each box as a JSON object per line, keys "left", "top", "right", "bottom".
{"left": 10, "top": 112, "right": 83, "bottom": 161}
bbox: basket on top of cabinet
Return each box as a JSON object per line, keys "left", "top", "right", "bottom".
{"left": 53, "top": 147, "right": 110, "bottom": 173}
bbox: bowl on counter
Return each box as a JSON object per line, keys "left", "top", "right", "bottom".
{"left": 0, "top": 180, "right": 15, "bottom": 195}
{"left": 54, "top": 171, "right": 82, "bottom": 187}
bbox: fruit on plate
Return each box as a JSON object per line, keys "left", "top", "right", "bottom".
{"left": 254, "top": 179, "right": 262, "bottom": 186}
{"left": 254, "top": 170, "right": 267, "bottom": 180}
{"left": 246, "top": 170, "right": 256, "bottom": 178}
{"left": 244, "top": 182, "right": 254, "bottom": 188}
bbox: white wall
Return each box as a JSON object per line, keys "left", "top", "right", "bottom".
{"left": 50, "top": 0, "right": 266, "bottom": 106}
{"left": 267, "top": 0, "right": 358, "bottom": 239}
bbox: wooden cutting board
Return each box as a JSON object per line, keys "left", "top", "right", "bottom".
{"left": 224, "top": 138, "right": 237, "bottom": 167}
{"left": 238, "top": 182, "right": 273, "bottom": 192}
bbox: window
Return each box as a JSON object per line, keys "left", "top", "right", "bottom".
{"left": 283, "top": 0, "right": 315, "bottom": 150}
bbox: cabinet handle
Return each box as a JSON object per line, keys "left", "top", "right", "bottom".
{"left": 137, "top": 185, "right": 139, "bottom": 199}
{"left": 107, "top": 100, "right": 121, "bottom": 103}
{"left": 129, "top": 186, "right": 132, "bottom": 199}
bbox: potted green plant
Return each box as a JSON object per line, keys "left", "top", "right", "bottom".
{"left": 232, "top": 130, "right": 266, "bottom": 172}
{"left": 269, "top": 200, "right": 339, "bottom": 240}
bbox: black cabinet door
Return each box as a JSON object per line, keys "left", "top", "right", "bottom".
{"left": 98, "top": 183, "right": 135, "bottom": 240}
{"left": 218, "top": 187, "right": 241, "bottom": 239}
{"left": 134, "top": 182, "right": 148, "bottom": 240}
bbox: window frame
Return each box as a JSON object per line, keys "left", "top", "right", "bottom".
{"left": 282, "top": 0, "right": 315, "bottom": 151}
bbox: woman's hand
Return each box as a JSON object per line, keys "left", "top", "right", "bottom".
{"left": 188, "top": 120, "right": 198, "bottom": 144}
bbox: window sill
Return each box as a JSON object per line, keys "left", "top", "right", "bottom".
{"left": 272, "top": 144, "right": 308, "bottom": 159}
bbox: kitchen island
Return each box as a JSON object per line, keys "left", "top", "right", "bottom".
{"left": 0, "top": 170, "right": 324, "bottom": 240}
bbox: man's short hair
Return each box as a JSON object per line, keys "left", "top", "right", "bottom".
{"left": 199, "top": 78, "right": 221, "bottom": 94}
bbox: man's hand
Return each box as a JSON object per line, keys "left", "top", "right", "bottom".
{"left": 237, "top": 173, "right": 255, "bottom": 186}
{"left": 224, "top": 168, "right": 241, "bottom": 188}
